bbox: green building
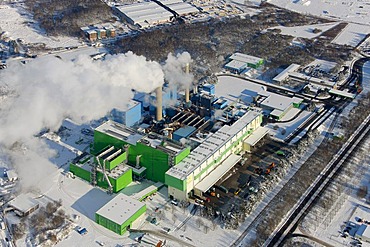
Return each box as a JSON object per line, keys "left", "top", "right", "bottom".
{"left": 225, "top": 52, "right": 264, "bottom": 73}
{"left": 70, "top": 146, "right": 132, "bottom": 193}
{"left": 165, "top": 111, "right": 263, "bottom": 201}
{"left": 92, "top": 120, "right": 190, "bottom": 184}
{"left": 95, "top": 194, "right": 146, "bottom": 235}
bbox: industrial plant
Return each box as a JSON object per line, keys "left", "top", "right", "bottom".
{"left": 66, "top": 60, "right": 308, "bottom": 235}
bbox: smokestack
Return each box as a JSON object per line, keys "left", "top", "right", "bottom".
{"left": 185, "top": 63, "right": 190, "bottom": 103}
{"left": 156, "top": 87, "right": 163, "bottom": 121}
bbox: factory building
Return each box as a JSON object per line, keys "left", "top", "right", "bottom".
{"left": 273, "top": 64, "right": 300, "bottom": 84}
{"left": 70, "top": 147, "right": 133, "bottom": 193}
{"left": 115, "top": 2, "right": 174, "bottom": 28}
{"left": 216, "top": 75, "right": 303, "bottom": 120}
{"left": 95, "top": 194, "right": 146, "bottom": 235}
{"left": 92, "top": 121, "right": 191, "bottom": 184}
{"left": 160, "top": 0, "right": 200, "bottom": 16}
{"left": 114, "top": 0, "right": 198, "bottom": 28}
{"left": 225, "top": 52, "right": 264, "bottom": 73}
{"left": 165, "top": 110, "right": 263, "bottom": 201}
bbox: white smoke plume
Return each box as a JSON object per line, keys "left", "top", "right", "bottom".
{"left": 162, "top": 52, "right": 193, "bottom": 89}
{"left": 0, "top": 51, "right": 164, "bottom": 190}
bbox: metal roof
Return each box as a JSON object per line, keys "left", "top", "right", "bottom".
{"left": 273, "top": 64, "right": 300, "bottom": 82}
{"left": 329, "top": 88, "right": 356, "bottom": 99}
{"left": 224, "top": 60, "right": 248, "bottom": 71}
{"left": 260, "top": 94, "right": 301, "bottom": 111}
{"left": 95, "top": 194, "right": 145, "bottom": 225}
{"left": 166, "top": 110, "right": 260, "bottom": 180}
{"left": 229, "top": 53, "right": 263, "bottom": 65}
{"left": 243, "top": 127, "right": 269, "bottom": 146}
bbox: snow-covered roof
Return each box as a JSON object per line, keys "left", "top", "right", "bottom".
{"left": 224, "top": 60, "right": 248, "bottom": 71}
{"left": 166, "top": 110, "right": 261, "bottom": 180}
{"left": 9, "top": 193, "right": 39, "bottom": 213}
{"left": 95, "top": 194, "right": 145, "bottom": 225}
{"left": 273, "top": 64, "right": 300, "bottom": 83}
{"left": 116, "top": 2, "right": 173, "bottom": 26}
{"left": 260, "top": 94, "right": 301, "bottom": 111}
{"left": 6, "top": 170, "right": 18, "bottom": 180}
{"left": 329, "top": 88, "right": 356, "bottom": 99}
{"left": 229, "top": 53, "right": 263, "bottom": 65}
{"left": 161, "top": 0, "right": 199, "bottom": 16}
{"left": 95, "top": 120, "right": 143, "bottom": 146}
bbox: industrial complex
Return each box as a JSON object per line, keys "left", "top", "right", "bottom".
{"left": 66, "top": 59, "right": 310, "bottom": 234}
{"left": 1, "top": 0, "right": 369, "bottom": 246}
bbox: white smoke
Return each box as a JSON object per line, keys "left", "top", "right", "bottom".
{"left": 0, "top": 51, "right": 164, "bottom": 190}
{"left": 162, "top": 52, "right": 193, "bottom": 89}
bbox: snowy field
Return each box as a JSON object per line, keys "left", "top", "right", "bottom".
{"left": 268, "top": 0, "right": 370, "bottom": 47}
{"left": 268, "top": 22, "right": 339, "bottom": 39}
{"left": 266, "top": 110, "right": 314, "bottom": 141}
{"left": 0, "top": 4, "right": 80, "bottom": 48}
{"left": 268, "top": 0, "right": 370, "bottom": 25}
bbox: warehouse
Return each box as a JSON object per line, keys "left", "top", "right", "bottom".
{"left": 161, "top": 0, "right": 200, "bottom": 16}
{"left": 258, "top": 93, "right": 303, "bottom": 120}
{"left": 165, "top": 110, "right": 263, "bottom": 201}
{"left": 95, "top": 194, "right": 146, "bottom": 235}
{"left": 225, "top": 52, "right": 264, "bottom": 72}
{"left": 115, "top": 2, "right": 173, "bottom": 28}
{"left": 273, "top": 63, "right": 300, "bottom": 84}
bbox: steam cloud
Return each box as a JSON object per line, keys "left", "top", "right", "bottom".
{"left": 0, "top": 52, "right": 165, "bottom": 190}
{"left": 162, "top": 52, "right": 193, "bottom": 88}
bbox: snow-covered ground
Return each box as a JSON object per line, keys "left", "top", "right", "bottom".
{"left": 332, "top": 23, "right": 370, "bottom": 47}
{"left": 268, "top": 0, "right": 370, "bottom": 25}
{"left": 266, "top": 110, "right": 314, "bottom": 141}
{"left": 268, "top": 22, "right": 339, "bottom": 39}
{"left": 0, "top": 3, "right": 80, "bottom": 48}
{"left": 300, "top": 135, "right": 370, "bottom": 247}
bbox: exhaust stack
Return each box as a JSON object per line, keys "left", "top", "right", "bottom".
{"left": 156, "top": 87, "right": 163, "bottom": 121}
{"left": 185, "top": 63, "right": 190, "bottom": 103}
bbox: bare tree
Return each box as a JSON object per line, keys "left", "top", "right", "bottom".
{"left": 204, "top": 224, "right": 210, "bottom": 234}
{"left": 211, "top": 219, "right": 217, "bottom": 230}
{"left": 196, "top": 218, "right": 203, "bottom": 228}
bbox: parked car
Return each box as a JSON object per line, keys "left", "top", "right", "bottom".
{"left": 77, "top": 227, "right": 88, "bottom": 235}
{"left": 171, "top": 199, "right": 178, "bottom": 206}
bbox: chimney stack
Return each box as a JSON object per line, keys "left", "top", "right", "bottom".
{"left": 156, "top": 87, "right": 163, "bottom": 121}
{"left": 185, "top": 63, "right": 190, "bottom": 103}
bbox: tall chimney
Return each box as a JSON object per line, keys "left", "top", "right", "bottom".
{"left": 185, "top": 63, "right": 190, "bottom": 103}
{"left": 156, "top": 87, "right": 163, "bottom": 121}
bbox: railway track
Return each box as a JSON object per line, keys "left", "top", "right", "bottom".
{"left": 264, "top": 114, "right": 370, "bottom": 247}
